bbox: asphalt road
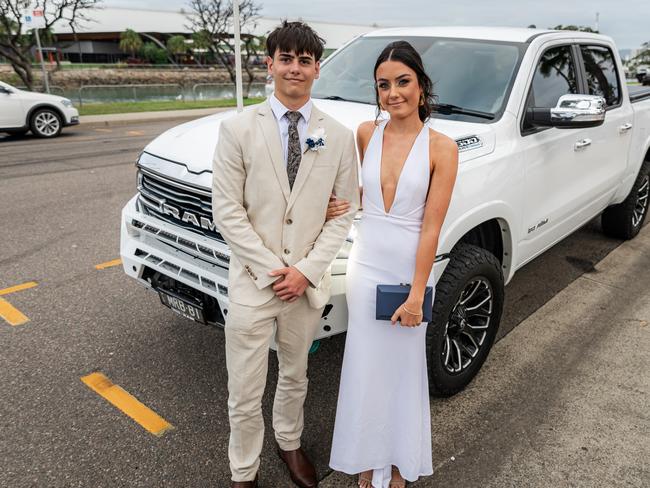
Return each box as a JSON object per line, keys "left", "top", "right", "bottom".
{"left": 0, "top": 120, "right": 639, "bottom": 487}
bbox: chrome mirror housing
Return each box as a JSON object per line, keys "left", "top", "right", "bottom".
{"left": 526, "top": 94, "right": 606, "bottom": 129}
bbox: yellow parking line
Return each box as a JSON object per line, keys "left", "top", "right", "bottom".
{"left": 0, "top": 281, "right": 38, "bottom": 296}
{"left": 95, "top": 258, "right": 122, "bottom": 270}
{"left": 127, "top": 130, "right": 145, "bottom": 136}
{"left": 81, "top": 372, "right": 173, "bottom": 436}
{"left": 0, "top": 297, "right": 29, "bottom": 326}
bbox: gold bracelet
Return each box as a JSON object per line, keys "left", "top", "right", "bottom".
{"left": 402, "top": 305, "right": 423, "bottom": 317}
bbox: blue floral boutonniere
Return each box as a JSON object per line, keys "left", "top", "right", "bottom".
{"left": 305, "top": 127, "right": 327, "bottom": 153}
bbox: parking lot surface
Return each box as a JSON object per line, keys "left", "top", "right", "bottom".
{"left": 1, "top": 120, "right": 647, "bottom": 487}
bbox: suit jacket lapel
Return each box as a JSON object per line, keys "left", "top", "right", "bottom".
{"left": 287, "top": 105, "right": 326, "bottom": 211}
{"left": 257, "top": 101, "right": 291, "bottom": 202}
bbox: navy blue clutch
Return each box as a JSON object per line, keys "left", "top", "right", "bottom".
{"left": 375, "top": 284, "right": 433, "bottom": 322}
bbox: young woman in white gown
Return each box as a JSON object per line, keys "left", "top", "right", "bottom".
{"left": 327, "top": 41, "right": 459, "bottom": 487}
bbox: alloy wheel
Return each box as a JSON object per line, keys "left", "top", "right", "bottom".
{"left": 633, "top": 175, "right": 649, "bottom": 228}
{"left": 34, "top": 111, "right": 60, "bottom": 137}
{"left": 442, "top": 277, "right": 493, "bottom": 374}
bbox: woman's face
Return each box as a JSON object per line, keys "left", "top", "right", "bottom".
{"left": 375, "top": 59, "right": 422, "bottom": 120}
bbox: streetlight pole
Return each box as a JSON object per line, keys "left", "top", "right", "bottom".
{"left": 233, "top": 0, "right": 244, "bottom": 113}
{"left": 33, "top": 27, "right": 50, "bottom": 94}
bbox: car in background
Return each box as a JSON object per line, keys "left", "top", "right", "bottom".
{"left": 636, "top": 66, "right": 648, "bottom": 83}
{"left": 0, "top": 81, "right": 79, "bottom": 138}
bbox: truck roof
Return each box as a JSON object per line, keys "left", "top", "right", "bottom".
{"left": 362, "top": 26, "right": 606, "bottom": 44}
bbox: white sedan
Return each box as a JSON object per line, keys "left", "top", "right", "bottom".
{"left": 0, "top": 81, "right": 79, "bottom": 138}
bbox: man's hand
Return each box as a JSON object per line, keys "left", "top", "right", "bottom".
{"left": 269, "top": 266, "right": 309, "bottom": 302}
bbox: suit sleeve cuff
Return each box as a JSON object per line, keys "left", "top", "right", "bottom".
{"left": 293, "top": 260, "right": 322, "bottom": 288}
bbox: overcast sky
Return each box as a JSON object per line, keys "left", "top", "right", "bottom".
{"left": 104, "top": 0, "right": 649, "bottom": 50}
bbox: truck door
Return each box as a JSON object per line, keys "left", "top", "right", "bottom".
{"left": 575, "top": 44, "right": 633, "bottom": 210}
{"left": 518, "top": 43, "right": 589, "bottom": 264}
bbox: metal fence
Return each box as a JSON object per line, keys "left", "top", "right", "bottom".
{"left": 77, "top": 83, "right": 185, "bottom": 106}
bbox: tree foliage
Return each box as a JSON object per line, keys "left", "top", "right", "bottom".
{"left": 186, "top": 0, "right": 263, "bottom": 96}
{"left": 119, "top": 28, "right": 143, "bottom": 57}
{"left": 166, "top": 34, "right": 187, "bottom": 64}
{"left": 0, "top": 0, "right": 100, "bottom": 89}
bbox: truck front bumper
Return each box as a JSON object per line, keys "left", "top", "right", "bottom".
{"left": 119, "top": 195, "right": 350, "bottom": 339}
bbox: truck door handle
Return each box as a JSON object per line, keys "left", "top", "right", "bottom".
{"left": 574, "top": 139, "right": 592, "bottom": 151}
{"left": 618, "top": 123, "right": 633, "bottom": 134}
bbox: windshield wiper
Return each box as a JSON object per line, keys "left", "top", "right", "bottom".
{"left": 434, "top": 103, "right": 495, "bottom": 120}
{"left": 314, "top": 95, "right": 369, "bottom": 104}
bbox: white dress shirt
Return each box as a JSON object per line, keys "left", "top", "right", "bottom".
{"left": 269, "top": 93, "right": 312, "bottom": 165}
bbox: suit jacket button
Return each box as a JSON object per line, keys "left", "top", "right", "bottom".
{"left": 286, "top": 218, "right": 293, "bottom": 225}
{"left": 284, "top": 249, "right": 290, "bottom": 255}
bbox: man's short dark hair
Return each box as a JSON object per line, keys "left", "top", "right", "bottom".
{"left": 266, "top": 20, "right": 325, "bottom": 61}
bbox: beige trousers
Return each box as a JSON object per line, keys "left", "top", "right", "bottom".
{"left": 225, "top": 294, "right": 323, "bottom": 482}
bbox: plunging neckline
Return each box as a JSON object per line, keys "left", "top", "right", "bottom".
{"left": 378, "top": 121, "right": 427, "bottom": 215}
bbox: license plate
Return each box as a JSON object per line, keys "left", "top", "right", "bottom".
{"left": 158, "top": 289, "right": 206, "bottom": 324}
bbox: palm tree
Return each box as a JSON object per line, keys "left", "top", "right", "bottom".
{"left": 119, "top": 29, "right": 143, "bottom": 58}
{"left": 166, "top": 35, "right": 187, "bottom": 65}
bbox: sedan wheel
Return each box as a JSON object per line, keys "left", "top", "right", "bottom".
{"left": 30, "top": 109, "right": 62, "bottom": 138}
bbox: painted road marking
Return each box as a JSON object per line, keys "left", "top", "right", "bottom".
{"left": 94, "top": 128, "right": 113, "bottom": 133}
{"left": 95, "top": 258, "right": 122, "bottom": 270}
{"left": 127, "top": 130, "right": 145, "bottom": 136}
{"left": 0, "top": 297, "right": 29, "bottom": 326}
{"left": 0, "top": 281, "right": 38, "bottom": 296}
{"left": 81, "top": 372, "right": 173, "bottom": 436}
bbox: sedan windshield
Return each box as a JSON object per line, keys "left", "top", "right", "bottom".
{"left": 312, "top": 36, "right": 524, "bottom": 123}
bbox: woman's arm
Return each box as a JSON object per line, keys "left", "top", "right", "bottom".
{"left": 391, "top": 131, "right": 459, "bottom": 326}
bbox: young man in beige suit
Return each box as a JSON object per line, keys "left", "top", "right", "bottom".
{"left": 212, "top": 21, "right": 360, "bottom": 488}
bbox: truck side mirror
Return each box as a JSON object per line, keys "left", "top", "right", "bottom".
{"left": 526, "top": 94, "right": 606, "bottom": 129}
{"left": 0, "top": 86, "right": 12, "bottom": 94}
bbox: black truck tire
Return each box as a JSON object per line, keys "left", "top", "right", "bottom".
{"left": 602, "top": 160, "right": 650, "bottom": 240}
{"left": 426, "top": 243, "right": 504, "bottom": 397}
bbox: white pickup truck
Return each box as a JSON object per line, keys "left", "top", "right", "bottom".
{"left": 120, "top": 27, "right": 650, "bottom": 396}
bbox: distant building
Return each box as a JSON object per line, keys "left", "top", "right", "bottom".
{"left": 50, "top": 7, "right": 380, "bottom": 63}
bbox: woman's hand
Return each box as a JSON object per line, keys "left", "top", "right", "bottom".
{"left": 391, "top": 296, "right": 425, "bottom": 327}
{"left": 326, "top": 193, "right": 350, "bottom": 221}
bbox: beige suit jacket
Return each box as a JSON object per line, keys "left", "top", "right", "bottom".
{"left": 212, "top": 100, "right": 360, "bottom": 308}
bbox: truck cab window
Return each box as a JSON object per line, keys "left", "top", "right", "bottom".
{"left": 529, "top": 45, "right": 578, "bottom": 108}
{"left": 580, "top": 45, "right": 621, "bottom": 107}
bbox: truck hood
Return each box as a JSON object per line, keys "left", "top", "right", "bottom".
{"left": 143, "top": 99, "right": 496, "bottom": 187}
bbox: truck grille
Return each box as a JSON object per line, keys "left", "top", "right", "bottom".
{"left": 137, "top": 169, "right": 225, "bottom": 242}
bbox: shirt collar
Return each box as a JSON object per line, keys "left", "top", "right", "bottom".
{"left": 270, "top": 93, "right": 312, "bottom": 124}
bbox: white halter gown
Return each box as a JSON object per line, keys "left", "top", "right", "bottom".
{"left": 329, "top": 120, "right": 434, "bottom": 487}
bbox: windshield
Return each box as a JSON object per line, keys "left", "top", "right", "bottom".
{"left": 312, "top": 36, "right": 525, "bottom": 122}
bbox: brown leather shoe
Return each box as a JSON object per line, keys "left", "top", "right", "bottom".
{"left": 277, "top": 446, "right": 318, "bottom": 488}
{"left": 232, "top": 474, "right": 258, "bottom": 487}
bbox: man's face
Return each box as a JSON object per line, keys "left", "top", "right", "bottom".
{"left": 267, "top": 49, "right": 320, "bottom": 101}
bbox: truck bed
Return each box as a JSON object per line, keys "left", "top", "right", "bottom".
{"left": 629, "top": 85, "right": 650, "bottom": 103}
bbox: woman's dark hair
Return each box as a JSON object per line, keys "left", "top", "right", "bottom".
{"left": 266, "top": 20, "right": 325, "bottom": 61}
{"left": 373, "top": 41, "right": 436, "bottom": 122}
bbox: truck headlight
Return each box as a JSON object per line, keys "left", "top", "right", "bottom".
{"left": 60, "top": 99, "right": 74, "bottom": 108}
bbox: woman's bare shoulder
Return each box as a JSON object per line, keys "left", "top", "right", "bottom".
{"left": 357, "top": 120, "right": 376, "bottom": 141}
{"left": 429, "top": 129, "right": 458, "bottom": 157}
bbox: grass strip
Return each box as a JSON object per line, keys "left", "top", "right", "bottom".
{"left": 78, "top": 97, "right": 265, "bottom": 116}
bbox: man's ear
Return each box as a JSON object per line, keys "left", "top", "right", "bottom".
{"left": 266, "top": 55, "right": 273, "bottom": 75}
{"left": 314, "top": 60, "right": 321, "bottom": 79}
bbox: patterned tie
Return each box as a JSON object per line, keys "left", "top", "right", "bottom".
{"left": 285, "top": 111, "right": 302, "bottom": 190}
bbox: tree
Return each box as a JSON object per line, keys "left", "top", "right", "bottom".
{"left": 119, "top": 28, "right": 143, "bottom": 58}
{"left": 191, "top": 29, "right": 211, "bottom": 65}
{"left": 0, "top": 0, "right": 100, "bottom": 90}
{"left": 141, "top": 42, "right": 167, "bottom": 64}
{"left": 166, "top": 34, "right": 187, "bottom": 65}
{"left": 186, "top": 0, "right": 263, "bottom": 97}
